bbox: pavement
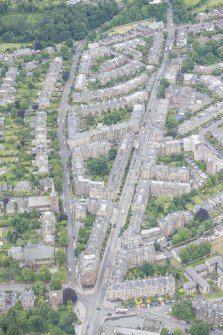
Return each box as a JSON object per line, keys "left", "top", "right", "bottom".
{"left": 74, "top": 301, "right": 86, "bottom": 335}
{"left": 131, "top": 306, "right": 189, "bottom": 332}
{"left": 0, "top": 284, "right": 32, "bottom": 291}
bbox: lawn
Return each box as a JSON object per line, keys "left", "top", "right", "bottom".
{"left": 0, "top": 43, "right": 31, "bottom": 52}
{"left": 185, "top": 195, "right": 203, "bottom": 209}
{"left": 108, "top": 19, "right": 152, "bottom": 35}
{"left": 0, "top": 150, "right": 17, "bottom": 157}
{"left": 191, "top": 195, "right": 203, "bottom": 205}
{"left": 193, "top": 0, "right": 223, "bottom": 12}
{"left": 184, "top": 0, "right": 201, "bottom": 6}
{"left": 9, "top": 0, "right": 65, "bottom": 10}
{"left": 201, "top": 183, "right": 223, "bottom": 199}
{"left": 178, "top": 254, "right": 217, "bottom": 273}
{"left": 1, "top": 157, "right": 17, "bottom": 163}
{"left": 204, "top": 286, "right": 223, "bottom": 299}
{"left": 170, "top": 257, "right": 181, "bottom": 268}
{"left": 185, "top": 202, "right": 194, "bottom": 210}
{"left": 211, "top": 235, "right": 223, "bottom": 254}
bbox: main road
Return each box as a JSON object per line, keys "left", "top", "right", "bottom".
{"left": 58, "top": 43, "right": 84, "bottom": 287}
{"left": 82, "top": 3, "right": 176, "bottom": 334}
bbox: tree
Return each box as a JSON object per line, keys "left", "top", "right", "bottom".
{"left": 19, "top": 99, "right": 28, "bottom": 110}
{"left": 155, "top": 195, "right": 174, "bottom": 213}
{"left": 7, "top": 231, "right": 18, "bottom": 244}
{"left": 0, "top": 291, "right": 77, "bottom": 334}
{"left": 2, "top": 197, "right": 9, "bottom": 206}
{"left": 158, "top": 78, "right": 169, "bottom": 99}
{"left": 108, "top": 146, "right": 117, "bottom": 161}
{"left": 172, "top": 300, "right": 195, "bottom": 320}
{"left": 32, "top": 281, "right": 46, "bottom": 297}
{"left": 58, "top": 229, "right": 68, "bottom": 247}
{"left": 190, "top": 322, "right": 210, "bottom": 335}
{"left": 30, "top": 315, "right": 45, "bottom": 332}
{"left": 172, "top": 227, "right": 194, "bottom": 245}
{"left": 58, "top": 212, "right": 68, "bottom": 221}
{"left": 87, "top": 31, "right": 97, "bottom": 41}
{"left": 50, "top": 277, "right": 62, "bottom": 291}
{"left": 50, "top": 327, "right": 66, "bottom": 335}
{"left": 179, "top": 241, "right": 211, "bottom": 264}
{"left": 63, "top": 288, "right": 77, "bottom": 305}
{"left": 21, "top": 267, "right": 36, "bottom": 282}
{"left": 38, "top": 265, "right": 51, "bottom": 282}
{"left": 141, "top": 263, "right": 155, "bottom": 276}
{"left": 103, "top": 111, "right": 123, "bottom": 125}
{"left": 9, "top": 259, "right": 20, "bottom": 273}
{"left": 182, "top": 58, "right": 195, "bottom": 73}
{"left": 6, "top": 323, "right": 22, "bottom": 335}
{"left": 17, "top": 110, "right": 25, "bottom": 120}
{"left": 194, "top": 208, "right": 209, "bottom": 222}
{"left": 160, "top": 327, "right": 169, "bottom": 335}
{"left": 59, "top": 46, "right": 72, "bottom": 61}
{"left": 65, "top": 38, "right": 73, "bottom": 48}
{"left": 55, "top": 250, "right": 66, "bottom": 267}
{"left": 87, "top": 156, "right": 109, "bottom": 177}
{"left": 84, "top": 114, "right": 95, "bottom": 127}
{"left": 32, "top": 102, "right": 39, "bottom": 110}
{"left": 154, "top": 242, "right": 161, "bottom": 251}
{"left": 62, "top": 71, "right": 70, "bottom": 81}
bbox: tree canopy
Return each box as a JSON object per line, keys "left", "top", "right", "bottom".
{"left": 160, "top": 327, "right": 169, "bottom": 335}
{"left": 102, "top": 0, "right": 168, "bottom": 32}
{"left": 0, "top": 301, "right": 77, "bottom": 335}
{"left": 190, "top": 322, "right": 210, "bottom": 335}
{"left": 0, "top": 0, "right": 118, "bottom": 43}
{"left": 179, "top": 241, "right": 211, "bottom": 264}
{"left": 172, "top": 300, "right": 195, "bottom": 320}
{"left": 63, "top": 288, "right": 77, "bottom": 305}
{"left": 86, "top": 147, "right": 117, "bottom": 178}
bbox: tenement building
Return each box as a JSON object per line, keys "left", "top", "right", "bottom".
{"left": 158, "top": 211, "right": 193, "bottom": 236}
{"left": 106, "top": 275, "right": 175, "bottom": 301}
{"left": 193, "top": 299, "right": 223, "bottom": 328}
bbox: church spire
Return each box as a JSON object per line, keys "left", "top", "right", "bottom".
{"left": 50, "top": 178, "right": 59, "bottom": 214}
{"left": 51, "top": 178, "right": 56, "bottom": 196}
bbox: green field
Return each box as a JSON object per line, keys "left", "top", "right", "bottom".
{"left": 0, "top": 43, "right": 31, "bottom": 52}
{"left": 5, "top": 0, "right": 65, "bottom": 11}
{"left": 211, "top": 235, "right": 223, "bottom": 254}
{"left": 108, "top": 19, "right": 152, "bottom": 36}
{"left": 184, "top": 0, "right": 201, "bottom": 6}
{"left": 196, "top": 0, "right": 223, "bottom": 12}
{"left": 184, "top": 0, "right": 223, "bottom": 10}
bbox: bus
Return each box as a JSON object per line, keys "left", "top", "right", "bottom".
{"left": 115, "top": 308, "right": 128, "bottom": 314}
